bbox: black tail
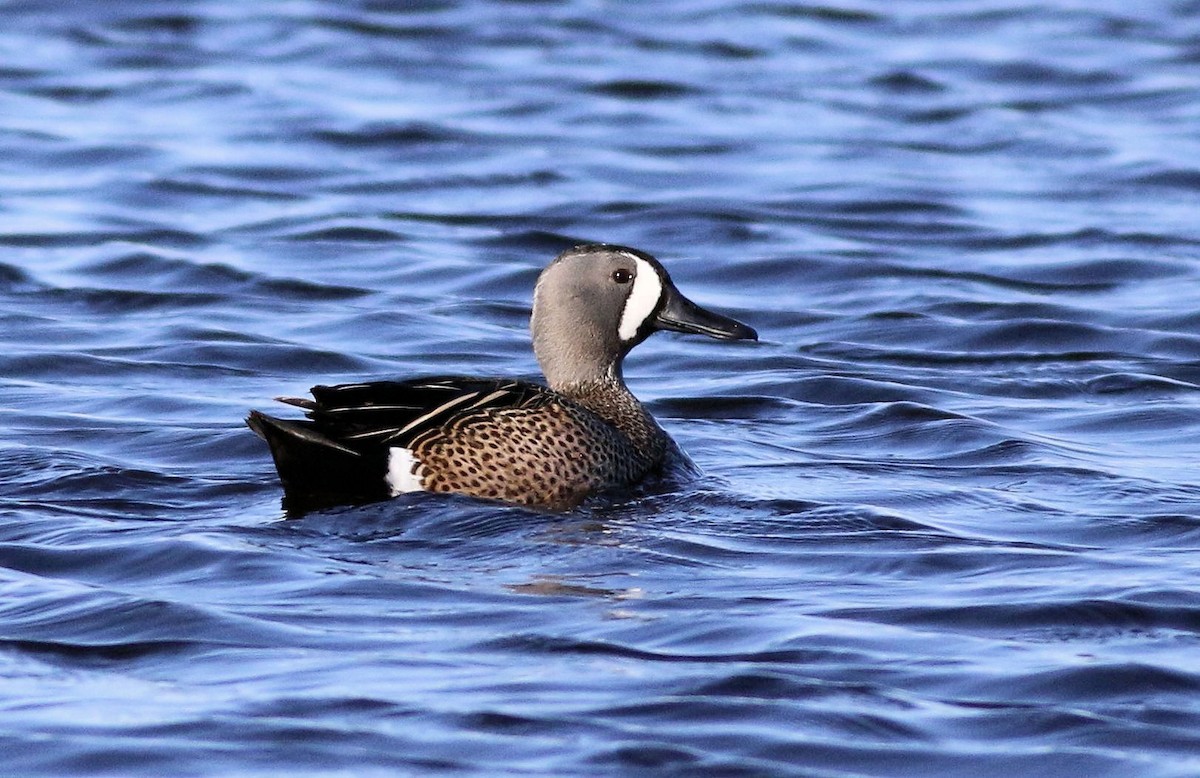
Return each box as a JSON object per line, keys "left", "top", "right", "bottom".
{"left": 246, "top": 411, "right": 390, "bottom": 514}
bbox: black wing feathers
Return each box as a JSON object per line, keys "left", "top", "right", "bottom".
{"left": 300, "top": 377, "right": 550, "bottom": 448}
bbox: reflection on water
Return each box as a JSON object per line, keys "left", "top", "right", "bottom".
{"left": 4, "top": 0, "right": 1200, "bottom": 775}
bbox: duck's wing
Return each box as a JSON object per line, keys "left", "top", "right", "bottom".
{"left": 298, "top": 377, "right": 554, "bottom": 448}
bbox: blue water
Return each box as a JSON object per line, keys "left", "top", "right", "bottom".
{"left": 4, "top": 1, "right": 1200, "bottom": 774}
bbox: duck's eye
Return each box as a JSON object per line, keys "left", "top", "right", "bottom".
{"left": 612, "top": 268, "right": 633, "bottom": 284}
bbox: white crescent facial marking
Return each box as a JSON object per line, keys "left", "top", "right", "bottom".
{"left": 617, "top": 255, "right": 663, "bottom": 342}
{"left": 386, "top": 447, "right": 425, "bottom": 495}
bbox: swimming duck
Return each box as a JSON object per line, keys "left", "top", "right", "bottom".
{"left": 247, "top": 244, "right": 757, "bottom": 512}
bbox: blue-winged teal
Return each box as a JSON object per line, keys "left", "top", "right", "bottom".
{"left": 247, "top": 244, "right": 757, "bottom": 513}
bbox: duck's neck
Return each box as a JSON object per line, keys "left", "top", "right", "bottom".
{"left": 555, "top": 375, "right": 667, "bottom": 462}
{"left": 532, "top": 311, "right": 666, "bottom": 460}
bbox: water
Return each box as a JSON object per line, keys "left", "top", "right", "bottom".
{"left": 4, "top": 1, "right": 1200, "bottom": 774}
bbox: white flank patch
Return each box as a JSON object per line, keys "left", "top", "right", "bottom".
{"left": 617, "top": 255, "right": 663, "bottom": 342}
{"left": 385, "top": 447, "right": 425, "bottom": 495}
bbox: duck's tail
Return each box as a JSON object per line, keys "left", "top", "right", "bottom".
{"left": 246, "top": 411, "right": 389, "bottom": 514}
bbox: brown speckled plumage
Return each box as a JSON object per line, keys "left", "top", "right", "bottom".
{"left": 410, "top": 380, "right": 668, "bottom": 508}
{"left": 247, "top": 244, "right": 756, "bottom": 514}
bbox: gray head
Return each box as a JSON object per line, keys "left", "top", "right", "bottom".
{"left": 530, "top": 244, "right": 757, "bottom": 391}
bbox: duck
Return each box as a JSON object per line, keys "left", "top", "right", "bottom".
{"left": 247, "top": 243, "right": 757, "bottom": 513}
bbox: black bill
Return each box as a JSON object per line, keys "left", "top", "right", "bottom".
{"left": 654, "top": 285, "right": 758, "bottom": 341}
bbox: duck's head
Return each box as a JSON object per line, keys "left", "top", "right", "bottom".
{"left": 530, "top": 243, "right": 757, "bottom": 390}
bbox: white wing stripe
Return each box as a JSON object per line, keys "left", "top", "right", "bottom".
{"left": 467, "top": 389, "right": 512, "bottom": 409}
{"left": 395, "top": 391, "right": 483, "bottom": 437}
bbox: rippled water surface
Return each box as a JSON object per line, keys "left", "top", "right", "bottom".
{"left": 5, "top": 1, "right": 1200, "bottom": 775}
